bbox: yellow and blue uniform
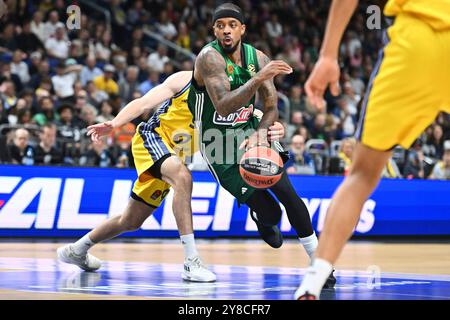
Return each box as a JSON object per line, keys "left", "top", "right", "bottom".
{"left": 131, "top": 82, "right": 195, "bottom": 207}
{"left": 356, "top": 0, "right": 450, "bottom": 151}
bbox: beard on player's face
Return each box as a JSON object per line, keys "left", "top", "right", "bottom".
{"left": 219, "top": 38, "right": 241, "bottom": 54}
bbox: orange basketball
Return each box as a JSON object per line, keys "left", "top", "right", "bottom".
{"left": 239, "top": 146, "right": 284, "bottom": 189}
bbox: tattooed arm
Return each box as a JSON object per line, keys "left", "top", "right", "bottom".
{"left": 256, "top": 50, "right": 279, "bottom": 131}
{"left": 195, "top": 47, "right": 292, "bottom": 117}
{"left": 244, "top": 50, "right": 281, "bottom": 148}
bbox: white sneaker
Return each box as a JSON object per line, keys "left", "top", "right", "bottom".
{"left": 57, "top": 244, "right": 102, "bottom": 272}
{"left": 182, "top": 256, "right": 216, "bottom": 282}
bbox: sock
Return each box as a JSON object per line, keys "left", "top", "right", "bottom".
{"left": 180, "top": 234, "right": 199, "bottom": 260}
{"left": 299, "top": 232, "right": 318, "bottom": 260}
{"left": 72, "top": 233, "right": 96, "bottom": 255}
{"left": 294, "top": 258, "right": 333, "bottom": 299}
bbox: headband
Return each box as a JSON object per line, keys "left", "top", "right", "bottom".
{"left": 213, "top": 9, "right": 244, "bottom": 25}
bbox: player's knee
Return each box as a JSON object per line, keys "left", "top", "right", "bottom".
{"left": 172, "top": 167, "right": 192, "bottom": 189}
{"left": 348, "top": 164, "right": 381, "bottom": 190}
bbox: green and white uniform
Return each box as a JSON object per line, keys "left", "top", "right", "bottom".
{"left": 188, "top": 40, "right": 261, "bottom": 203}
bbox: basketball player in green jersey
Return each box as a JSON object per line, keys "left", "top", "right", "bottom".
{"left": 187, "top": 3, "right": 335, "bottom": 287}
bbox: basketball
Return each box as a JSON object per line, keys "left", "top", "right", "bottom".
{"left": 239, "top": 146, "right": 284, "bottom": 189}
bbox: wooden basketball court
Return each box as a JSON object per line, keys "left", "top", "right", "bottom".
{"left": 0, "top": 239, "right": 449, "bottom": 299}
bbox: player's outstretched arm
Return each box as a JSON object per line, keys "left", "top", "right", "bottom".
{"left": 87, "top": 71, "right": 192, "bottom": 141}
{"left": 196, "top": 47, "right": 292, "bottom": 117}
{"left": 305, "top": 0, "right": 358, "bottom": 110}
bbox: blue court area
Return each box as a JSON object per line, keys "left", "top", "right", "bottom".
{"left": 0, "top": 257, "right": 449, "bottom": 300}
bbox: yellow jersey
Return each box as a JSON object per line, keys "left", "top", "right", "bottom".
{"left": 142, "top": 82, "right": 196, "bottom": 159}
{"left": 385, "top": 0, "right": 450, "bottom": 30}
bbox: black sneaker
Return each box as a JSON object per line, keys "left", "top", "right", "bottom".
{"left": 323, "top": 270, "right": 337, "bottom": 289}
{"left": 250, "top": 211, "right": 283, "bottom": 248}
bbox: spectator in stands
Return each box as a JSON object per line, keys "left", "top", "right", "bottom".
{"left": 285, "top": 134, "right": 315, "bottom": 175}
{"left": 266, "top": 14, "right": 283, "bottom": 39}
{"left": 336, "top": 98, "right": 355, "bottom": 138}
{"left": 181, "top": 59, "right": 194, "bottom": 71}
{"left": 7, "top": 128, "right": 35, "bottom": 165}
{"left": 276, "top": 40, "right": 302, "bottom": 71}
{"left": 119, "top": 65, "right": 140, "bottom": 103}
{"left": 18, "top": 89, "right": 35, "bottom": 111}
{"left": 86, "top": 80, "right": 109, "bottom": 107}
{"left": 147, "top": 44, "right": 170, "bottom": 73}
{"left": 28, "top": 51, "right": 42, "bottom": 77}
{"left": 427, "top": 124, "right": 445, "bottom": 159}
{"left": 30, "top": 10, "right": 46, "bottom": 43}
{"left": 382, "top": 158, "right": 402, "bottom": 179}
{"left": 36, "top": 77, "right": 53, "bottom": 96}
{"left": 1, "top": 61, "right": 23, "bottom": 90}
{"left": 96, "top": 100, "right": 114, "bottom": 123}
{"left": 10, "top": 50, "right": 30, "bottom": 85}
{"left": 338, "top": 137, "right": 356, "bottom": 175}
{"left": 156, "top": 10, "right": 178, "bottom": 41}
{"left": 17, "top": 107, "right": 32, "bottom": 125}
{"left": 129, "top": 45, "right": 142, "bottom": 66}
{"left": 16, "top": 20, "right": 44, "bottom": 54}
{"left": 55, "top": 103, "right": 82, "bottom": 165}
{"left": 34, "top": 123, "right": 63, "bottom": 165}
{"left": 139, "top": 69, "right": 160, "bottom": 95}
{"left": 286, "top": 111, "right": 305, "bottom": 141}
{"left": 349, "top": 67, "right": 365, "bottom": 97}
{"left": 404, "top": 148, "right": 426, "bottom": 179}
{"left": 93, "top": 64, "right": 119, "bottom": 96}
{"left": 309, "top": 113, "right": 329, "bottom": 142}
{"left": 32, "top": 96, "right": 58, "bottom": 126}
{"left": 94, "top": 30, "right": 114, "bottom": 62}
{"left": 176, "top": 22, "right": 191, "bottom": 50}
{"left": 51, "top": 60, "right": 81, "bottom": 100}
{"left": 80, "top": 55, "right": 103, "bottom": 86}
{"left": 160, "top": 62, "right": 174, "bottom": 83}
{"left": 0, "top": 98, "right": 8, "bottom": 125}
{"left": 43, "top": 10, "right": 61, "bottom": 42}
{"left": 127, "top": 0, "right": 145, "bottom": 26}
{"left": 113, "top": 55, "right": 128, "bottom": 84}
{"left": 80, "top": 104, "right": 98, "bottom": 128}
{"left": 0, "top": 79, "right": 17, "bottom": 111}
{"left": 0, "top": 22, "right": 17, "bottom": 54}
{"left": 429, "top": 141, "right": 450, "bottom": 180}
{"left": 45, "top": 22, "right": 69, "bottom": 60}
{"left": 289, "top": 85, "right": 306, "bottom": 114}
{"left": 79, "top": 137, "right": 113, "bottom": 168}
{"left": 123, "top": 27, "right": 145, "bottom": 53}
{"left": 29, "top": 58, "right": 50, "bottom": 89}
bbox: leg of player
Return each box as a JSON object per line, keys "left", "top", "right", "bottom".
{"left": 295, "top": 143, "right": 391, "bottom": 299}
{"left": 159, "top": 156, "right": 216, "bottom": 282}
{"left": 246, "top": 190, "right": 283, "bottom": 248}
{"left": 57, "top": 198, "right": 153, "bottom": 271}
{"left": 270, "top": 171, "right": 336, "bottom": 288}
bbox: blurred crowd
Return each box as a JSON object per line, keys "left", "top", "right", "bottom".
{"left": 0, "top": 0, "right": 449, "bottom": 180}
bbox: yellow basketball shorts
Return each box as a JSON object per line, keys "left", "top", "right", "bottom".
{"left": 355, "top": 13, "right": 450, "bottom": 151}
{"left": 131, "top": 124, "right": 175, "bottom": 208}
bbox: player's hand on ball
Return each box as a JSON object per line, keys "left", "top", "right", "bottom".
{"left": 305, "top": 56, "right": 340, "bottom": 112}
{"left": 239, "top": 131, "right": 270, "bottom": 151}
{"left": 257, "top": 60, "right": 293, "bottom": 82}
{"left": 87, "top": 121, "right": 114, "bottom": 142}
{"left": 268, "top": 121, "right": 285, "bottom": 141}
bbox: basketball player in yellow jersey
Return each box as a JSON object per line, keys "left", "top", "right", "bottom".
{"left": 57, "top": 71, "right": 285, "bottom": 282}
{"left": 295, "top": 0, "right": 450, "bottom": 299}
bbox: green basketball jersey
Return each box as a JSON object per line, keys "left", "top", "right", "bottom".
{"left": 187, "top": 40, "right": 261, "bottom": 203}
